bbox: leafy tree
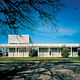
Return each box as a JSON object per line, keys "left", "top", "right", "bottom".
{"left": 61, "top": 47, "right": 70, "bottom": 57}
{"left": 0, "top": 0, "right": 65, "bottom": 35}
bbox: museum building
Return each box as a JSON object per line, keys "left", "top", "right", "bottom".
{"left": 0, "top": 35, "right": 80, "bottom": 57}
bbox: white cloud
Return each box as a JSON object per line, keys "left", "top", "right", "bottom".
{"left": 58, "top": 27, "right": 77, "bottom": 36}
{"left": 33, "top": 26, "right": 77, "bottom": 38}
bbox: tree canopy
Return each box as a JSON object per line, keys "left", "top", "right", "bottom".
{"left": 61, "top": 47, "right": 70, "bottom": 57}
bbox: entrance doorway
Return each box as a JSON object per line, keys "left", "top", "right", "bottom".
{"left": 78, "top": 48, "right": 80, "bottom": 57}
{"left": 29, "top": 47, "right": 38, "bottom": 57}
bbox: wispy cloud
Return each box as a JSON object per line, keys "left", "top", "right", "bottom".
{"left": 58, "top": 27, "right": 77, "bottom": 36}
{"left": 30, "top": 26, "right": 78, "bottom": 43}
{"left": 35, "top": 26, "right": 77, "bottom": 37}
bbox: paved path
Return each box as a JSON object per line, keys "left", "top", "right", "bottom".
{"left": 0, "top": 63, "right": 80, "bottom": 80}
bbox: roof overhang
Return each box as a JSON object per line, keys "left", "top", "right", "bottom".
{"left": 0, "top": 44, "right": 80, "bottom": 48}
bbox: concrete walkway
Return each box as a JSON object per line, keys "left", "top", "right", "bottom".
{"left": 0, "top": 63, "right": 80, "bottom": 80}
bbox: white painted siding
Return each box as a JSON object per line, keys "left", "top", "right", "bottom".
{"left": 8, "top": 35, "right": 30, "bottom": 44}
{"left": 8, "top": 52, "right": 29, "bottom": 57}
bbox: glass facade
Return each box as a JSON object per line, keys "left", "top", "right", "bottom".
{"left": 9, "top": 48, "right": 15, "bottom": 52}
{"left": 72, "top": 48, "right": 77, "bottom": 52}
{"left": 39, "top": 48, "right": 48, "bottom": 52}
{"left": 18, "top": 48, "right": 26, "bottom": 52}
{"left": 9, "top": 48, "right": 26, "bottom": 52}
{"left": 50, "top": 48, "right": 60, "bottom": 52}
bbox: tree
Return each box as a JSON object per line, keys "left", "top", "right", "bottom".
{"left": 61, "top": 47, "right": 70, "bottom": 57}
{"left": 0, "top": 0, "right": 65, "bottom": 35}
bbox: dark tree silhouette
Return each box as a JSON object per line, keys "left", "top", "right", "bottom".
{"left": 0, "top": 0, "right": 65, "bottom": 34}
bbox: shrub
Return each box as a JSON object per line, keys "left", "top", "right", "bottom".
{"left": 61, "top": 48, "right": 70, "bottom": 57}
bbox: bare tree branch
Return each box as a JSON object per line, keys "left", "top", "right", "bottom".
{"left": 0, "top": 0, "right": 65, "bottom": 35}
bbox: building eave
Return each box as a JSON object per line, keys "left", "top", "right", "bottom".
{"left": 0, "top": 43, "right": 80, "bottom": 48}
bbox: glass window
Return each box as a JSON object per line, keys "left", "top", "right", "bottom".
{"left": 18, "top": 48, "right": 26, "bottom": 52}
{"left": 39, "top": 48, "right": 48, "bottom": 52}
{"left": 9, "top": 48, "right": 15, "bottom": 52}
{"left": 50, "top": 48, "right": 59, "bottom": 52}
{"left": 72, "top": 48, "right": 77, "bottom": 52}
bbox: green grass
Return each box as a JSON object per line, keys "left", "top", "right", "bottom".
{"left": 66, "top": 57, "right": 80, "bottom": 62}
{"left": 0, "top": 57, "right": 80, "bottom": 64}
{"left": 0, "top": 57, "right": 80, "bottom": 61}
{"left": 0, "top": 57, "right": 69, "bottom": 61}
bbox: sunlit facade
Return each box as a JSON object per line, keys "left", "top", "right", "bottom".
{"left": 0, "top": 35, "right": 80, "bottom": 57}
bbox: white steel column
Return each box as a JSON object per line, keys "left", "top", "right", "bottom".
{"left": 15, "top": 47, "right": 17, "bottom": 57}
{"left": 26, "top": 47, "right": 27, "bottom": 57}
{"left": 8, "top": 48, "right": 9, "bottom": 57}
{"left": 77, "top": 48, "right": 78, "bottom": 57}
{"left": 48, "top": 48, "right": 51, "bottom": 57}
{"left": 38, "top": 47, "right": 39, "bottom": 57}
{"left": 60, "top": 46, "right": 61, "bottom": 57}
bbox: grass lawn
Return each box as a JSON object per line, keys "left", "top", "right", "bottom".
{"left": 0, "top": 57, "right": 68, "bottom": 61}
{"left": 0, "top": 57, "right": 80, "bottom": 62}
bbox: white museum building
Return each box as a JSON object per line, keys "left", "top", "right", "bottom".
{"left": 0, "top": 35, "right": 80, "bottom": 57}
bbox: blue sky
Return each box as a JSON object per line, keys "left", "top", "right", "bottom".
{"left": 0, "top": 0, "right": 80, "bottom": 44}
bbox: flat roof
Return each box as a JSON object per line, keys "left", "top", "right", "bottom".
{"left": 0, "top": 44, "right": 80, "bottom": 48}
